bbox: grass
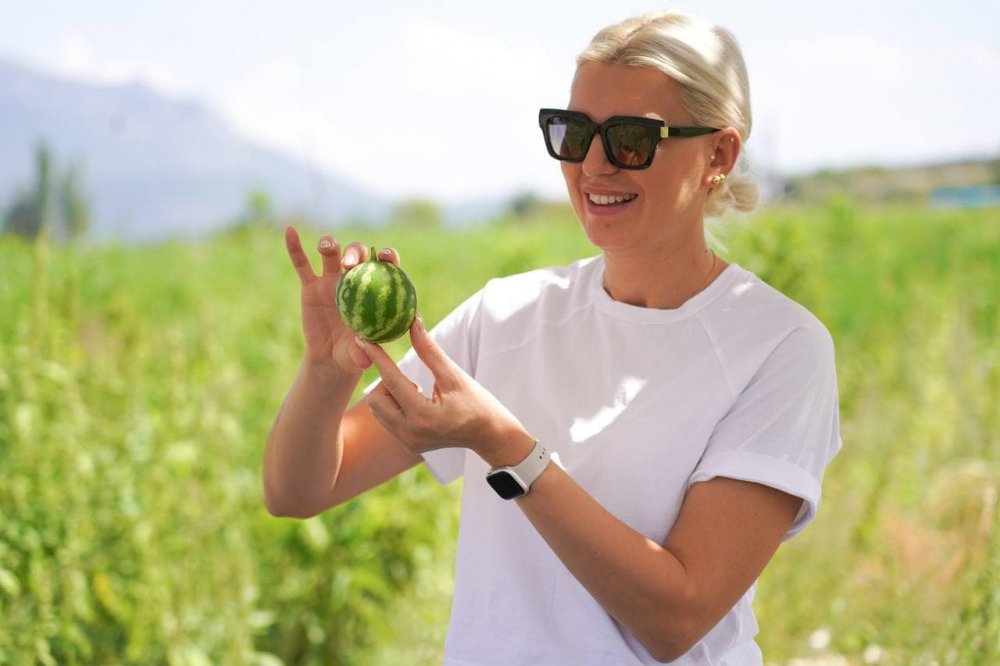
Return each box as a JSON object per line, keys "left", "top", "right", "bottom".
{"left": 0, "top": 200, "right": 997, "bottom": 664}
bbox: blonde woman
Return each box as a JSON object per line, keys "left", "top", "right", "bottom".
{"left": 265, "top": 11, "right": 841, "bottom": 664}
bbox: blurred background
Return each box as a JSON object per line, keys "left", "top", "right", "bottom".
{"left": 2, "top": 0, "right": 998, "bottom": 238}
{"left": 1, "top": 1, "right": 997, "bottom": 664}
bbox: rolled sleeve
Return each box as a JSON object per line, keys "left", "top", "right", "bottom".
{"left": 691, "top": 324, "right": 842, "bottom": 539}
{"left": 689, "top": 449, "right": 824, "bottom": 540}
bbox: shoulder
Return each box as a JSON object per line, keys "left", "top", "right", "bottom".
{"left": 700, "top": 265, "right": 835, "bottom": 392}
{"left": 707, "top": 265, "right": 832, "bottom": 345}
{"left": 423, "top": 257, "right": 598, "bottom": 368}
{"left": 478, "top": 256, "right": 600, "bottom": 321}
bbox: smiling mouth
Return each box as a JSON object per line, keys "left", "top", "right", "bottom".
{"left": 587, "top": 192, "right": 638, "bottom": 206}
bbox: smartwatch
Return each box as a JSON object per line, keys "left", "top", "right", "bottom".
{"left": 486, "top": 440, "right": 551, "bottom": 500}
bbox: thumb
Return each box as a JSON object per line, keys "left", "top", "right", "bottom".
{"left": 410, "top": 315, "right": 460, "bottom": 385}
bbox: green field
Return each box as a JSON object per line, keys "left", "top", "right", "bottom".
{"left": 1, "top": 201, "right": 998, "bottom": 664}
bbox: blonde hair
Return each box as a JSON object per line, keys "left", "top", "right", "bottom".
{"left": 577, "top": 11, "right": 758, "bottom": 216}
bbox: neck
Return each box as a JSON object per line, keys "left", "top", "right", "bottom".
{"left": 601, "top": 242, "right": 723, "bottom": 310}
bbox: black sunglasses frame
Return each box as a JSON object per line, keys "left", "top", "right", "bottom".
{"left": 539, "top": 108, "right": 721, "bottom": 170}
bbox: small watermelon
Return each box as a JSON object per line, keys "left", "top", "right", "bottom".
{"left": 335, "top": 247, "right": 418, "bottom": 343}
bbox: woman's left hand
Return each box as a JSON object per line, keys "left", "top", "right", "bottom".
{"left": 357, "top": 316, "right": 528, "bottom": 463}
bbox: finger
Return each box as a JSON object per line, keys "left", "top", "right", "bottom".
{"left": 348, "top": 341, "right": 373, "bottom": 370}
{"left": 341, "top": 242, "right": 369, "bottom": 271}
{"left": 284, "top": 226, "right": 317, "bottom": 283}
{"left": 317, "top": 236, "right": 342, "bottom": 278}
{"left": 376, "top": 247, "right": 401, "bottom": 266}
{"left": 367, "top": 399, "right": 399, "bottom": 439}
{"left": 355, "top": 337, "right": 425, "bottom": 414}
{"left": 367, "top": 380, "right": 404, "bottom": 423}
{"left": 409, "top": 315, "right": 461, "bottom": 388}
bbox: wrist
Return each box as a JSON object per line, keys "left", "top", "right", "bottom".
{"left": 299, "top": 358, "right": 363, "bottom": 394}
{"left": 476, "top": 428, "right": 536, "bottom": 469}
{"left": 485, "top": 438, "right": 554, "bottom": 500}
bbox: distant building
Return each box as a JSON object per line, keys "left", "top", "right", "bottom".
{"left": 931, "top": 185, "right": 1000, "bottom": 209}
{"left": 778, "top": 158, "right": 998, "bottom": 206}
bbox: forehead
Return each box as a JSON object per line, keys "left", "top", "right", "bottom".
{"left": 568, "top": 62, "right": 689, "bottom": 122}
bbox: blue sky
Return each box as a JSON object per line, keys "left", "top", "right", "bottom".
{"left": 3, "top": 0, "right": 998, "bottom": 203}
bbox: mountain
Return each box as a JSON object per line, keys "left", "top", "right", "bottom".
{"left": 0, "top": 59, "right": 387, "bottom": 241}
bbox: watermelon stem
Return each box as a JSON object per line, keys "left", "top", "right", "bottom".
{"left": 369, "top": 245, "right": 377, "bottom": 262}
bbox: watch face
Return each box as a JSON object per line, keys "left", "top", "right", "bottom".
{"left": 486, "top": 471, "right": 526, "bottom": 499}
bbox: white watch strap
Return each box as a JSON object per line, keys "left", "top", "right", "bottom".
{"left": 504, "top": 439, "right": 551, "bottom": 491}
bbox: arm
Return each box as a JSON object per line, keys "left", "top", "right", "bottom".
{"left": 515, "top": 462, "right": 801, "bottom": 661}
{"left": 264, "top": 365, "right": 421, "bottom": 518}
{"left": 359, "top": 324, "right": 802, "bottom": 661}
{"left": 262, "top": 228, "right": 421, "bottom": 518}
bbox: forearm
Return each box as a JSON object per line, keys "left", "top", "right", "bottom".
{"left": 473, "top": 429, "right": 701, "bottom": 659}
{"left": 263, "top": 361, "right": 361, "bottom": 517}
{"left": 515, "top": 462, "right": 703, "bottom": 661}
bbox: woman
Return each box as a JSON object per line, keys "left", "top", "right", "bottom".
{"left": 264, "top": 11, "right": 841, "bottom": 664}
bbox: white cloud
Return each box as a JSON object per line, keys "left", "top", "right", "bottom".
{"left": 43, "top": 34, "right": 188, "bottom": 96}
{"left": 750, "top": 31, "right": 1000, "bottom": 173}
{"left": 218, "top": 58, "right": 323, "bottom": 153}
{"left": 400, "top": 20, "right": 566, "bottom": 101}
{"left": 376, "top": 21, "right": 571, "bottom": 200}
{"left": 213, "top": 20, "right": 573, "bottom": 202}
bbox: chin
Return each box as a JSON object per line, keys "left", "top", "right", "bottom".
{"left": 580, "top": 220, "right": 633, "bottom": 253}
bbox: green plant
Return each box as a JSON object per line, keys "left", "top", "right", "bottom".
{"left": 1, "top": 202, "right": 997, "bottom": 664}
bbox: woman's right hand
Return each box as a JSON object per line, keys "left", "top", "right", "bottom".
{"left": 283, "top": 226, "right": 394, "bottom": 376}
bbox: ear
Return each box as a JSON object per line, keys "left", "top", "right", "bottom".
{"left": 704, "top": 128, "right": 741, "bottom": 187}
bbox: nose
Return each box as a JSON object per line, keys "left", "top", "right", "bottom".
{"left": 581, "top": 132, "right": 617, "bottom": 176}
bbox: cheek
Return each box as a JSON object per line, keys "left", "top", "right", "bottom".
{"left": 561, "top": 164, "right": 585, "bottom": 210}
{"left": 643, "top": 156, "right": 704, "bottom": 208}
{"left": 560, "top": 161, "right": 576, "bottom": 185}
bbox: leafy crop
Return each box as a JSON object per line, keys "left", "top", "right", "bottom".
{"left": 1, "top": 201, "right": 997, "bottom": 664}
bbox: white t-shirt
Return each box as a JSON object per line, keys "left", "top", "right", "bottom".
{"left": 393, "top": 256, "right": 841, "bottom": 665}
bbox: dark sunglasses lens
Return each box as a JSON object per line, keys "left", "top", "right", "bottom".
{"left": 606, "top": 123, "right": 657, "bottom": 168}
{"left": 546, "top": 117, "right": 591, "bottom": 161}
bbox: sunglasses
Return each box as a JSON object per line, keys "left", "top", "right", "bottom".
{"left": 539, "top": 108, "right": 720, "bottom": 170}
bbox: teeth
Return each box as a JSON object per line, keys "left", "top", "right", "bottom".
{"left": 587, "top": 193, "right": 637, "bottom": 206}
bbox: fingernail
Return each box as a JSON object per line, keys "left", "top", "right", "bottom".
{"left": 354, "top": 336, "right": 369, "bottom": 353}
{"left": 415, "top": 314, "right": 425, "bottom": 332}
{"left": 319, "top": 238, "right": 333, "bottom": 249}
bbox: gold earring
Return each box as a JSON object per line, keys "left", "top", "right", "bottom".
{"left": 710, "top": 174, "right": 727, "bottom": 186}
